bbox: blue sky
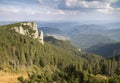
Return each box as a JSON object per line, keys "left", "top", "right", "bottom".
{"left": 0, "top": 0, "right": 120, "bottom": 23}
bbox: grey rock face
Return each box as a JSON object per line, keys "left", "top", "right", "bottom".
{"left": 12, "top": 22, "right": 44, "bottom": 45}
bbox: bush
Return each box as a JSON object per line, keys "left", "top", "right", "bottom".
{"left": 109, "top": 75, "right": 120, "bottom": 83}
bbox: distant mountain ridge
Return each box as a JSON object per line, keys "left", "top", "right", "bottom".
{"left": 70, "top": 34, "right": 117, "bottom": 49}
{"left": 85, "top": 43, "right": 120, "bottom": 57}
{"left": 39, "top": 27, "right": 68, "bottom": 40}
{"left": 36, "top": 22, "right": 120, "bottom": 49}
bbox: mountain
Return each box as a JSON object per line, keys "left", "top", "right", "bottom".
{"left": 37, "top": 22, "right": 120, "bottom": 49}
{"left": 67, "top": 24, "right": 107, "bottom": 35}
{"left": 44, "top": 36, "right": 82, "bottom": 56}
{"left": 1, "top": 21, "right": 120, "bottom": 49}
{"left": 108, "top": 29, "right": 120, "bottom": 40}
{"left": 38, "top": 27, "right": 64, "bottom": 35}
{"left": 0, "top": 22, "right": 119, "bottom": 83}
{"left": 67, "top": 24, "right": 119, "bottom": 49}
{"left": 0, "top": 22, "right": 87, "bottom": 71}
{"left": 85, "top": 43, "right": 120, "bottom": 57}
{"left": 38, "top": 27, "right": 68, "bottom": 40}
{"left": 0, "top": 22, "right": 104, "bottom": 72}
{"left": 70, "top": 34, "right": 116, "bottom": 49}
{"left": 106, "top": 22, "right": 120, "bottom": 29}
{"left": 0, "top": 22, "right": 38, "bottom": 39}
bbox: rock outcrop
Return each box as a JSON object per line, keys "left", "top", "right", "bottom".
{"left": 39, "top": 30, "right": 44, "bottom": 45}
{"left": 12, "top": 22, "right": 44, "bottom": 45}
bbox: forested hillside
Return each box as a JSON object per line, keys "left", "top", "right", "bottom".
{"left": 85, "top": 43, "right": 120, "bottom": 57}
{"left": 0, "top": 22, "right": 120, "bottom": 83}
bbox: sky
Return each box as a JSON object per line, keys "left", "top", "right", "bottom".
{"left": 0, "top": 0, "right": 120, "bottom": 23}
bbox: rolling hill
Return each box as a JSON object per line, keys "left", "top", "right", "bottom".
{"left": 85, "top": 43, "right": 120, "bottom": 57}
{"left": 70, "top": 34, "right": 116, "bottom": 49}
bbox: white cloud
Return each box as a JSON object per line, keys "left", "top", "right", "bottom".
{"left": 46, "top": 10, "right": 66, "bottom": 15}
{"left": 96, "top": 2, "right": 120, "bottom": 14}
{"left": 64, "top": 0, "right": 120, "bottom": 15}
{"left": 0, "top": 4, "right": 43, "bottom": 15}
{"left": 58, "top": 10, "right": 65, "bottom": 14}
{"left": 0, "top": 5, "right": 20, "bottom": 13}
{"left": 0, "top": 0, "right": 119, "bottom": 22}
{"left": 65, "top": 0, "right": 108, "bottom": 9}
{"left": 107, "top": 0, "right": 119, "bottom": 3}
{"left": 97, "top": 9, "right": 111, "bottom": 14}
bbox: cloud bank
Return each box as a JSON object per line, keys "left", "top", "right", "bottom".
{"left": 0, "top": 0, "right": 119, "bottom": 22}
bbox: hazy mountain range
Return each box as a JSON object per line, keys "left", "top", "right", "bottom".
{"left": 85, "top": 43, "right": 120, "bottom": 57}
{"left": 36, "top": 22, "right": 120, "bottom": 49}
{"left": 1, "top": 21, "right": 120, "bottom": 49}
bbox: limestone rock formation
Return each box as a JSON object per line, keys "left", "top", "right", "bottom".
{"left": 11, "top": 22, "right": 44, "bottom": 45}
{"left": 39, "top": 30, "right": 44, "bottom": 45}
{"left": 20, "top": 22, "right": 38, "bottom": 39}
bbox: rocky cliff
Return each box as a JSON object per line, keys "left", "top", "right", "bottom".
{"left": 11, "top": 22, "right": 44, "bottom": 45}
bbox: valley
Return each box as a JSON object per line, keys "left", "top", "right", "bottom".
{"left": 0, "top": 22, "right": 119, "bottom": 83}
{"left": 0, "top": 0, "right": 120, "bottom": 82}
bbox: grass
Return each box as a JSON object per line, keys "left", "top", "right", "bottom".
{"left": 0, "top": 71, "right": 28, "bottom": 83}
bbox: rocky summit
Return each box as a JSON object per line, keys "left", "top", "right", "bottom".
{"left": 11, "top": 22, "right": 44, "bottom": 45}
